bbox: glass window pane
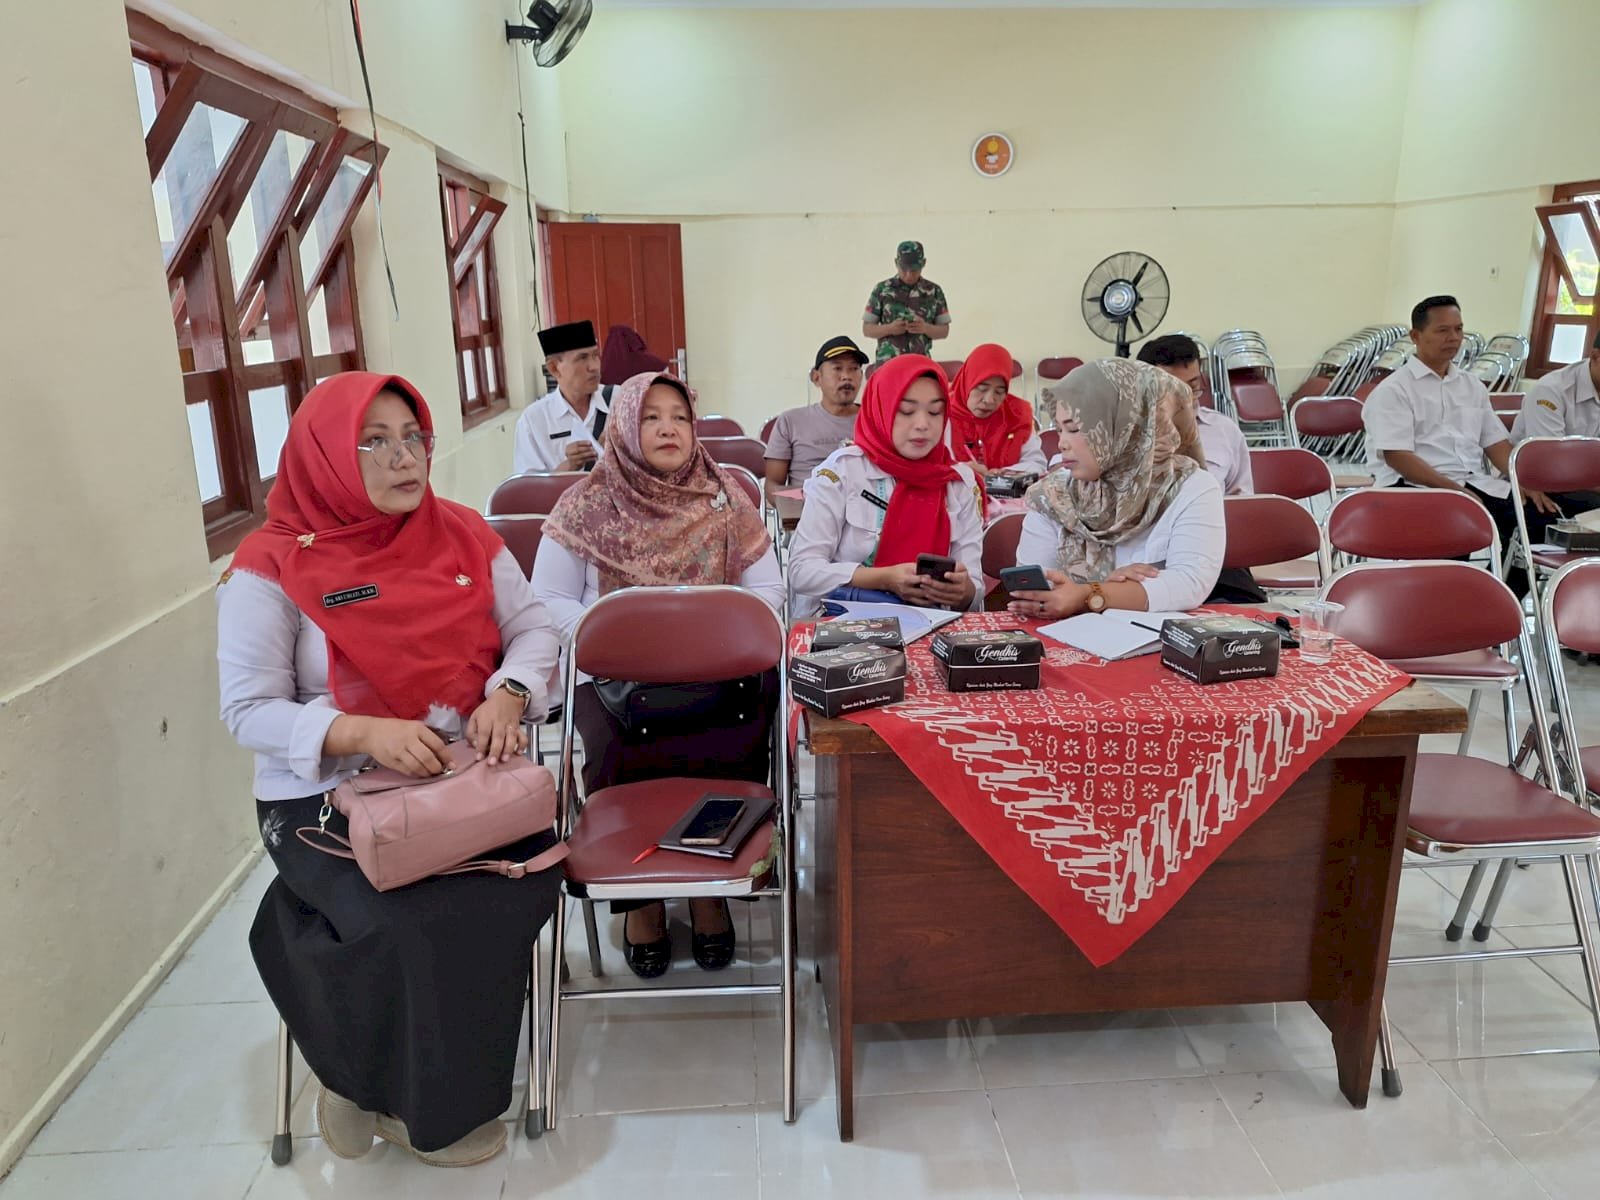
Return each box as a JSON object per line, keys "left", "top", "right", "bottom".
{"left": 132, "top": 60, "right": 160, "bottom": 137}
{"left": 476, "top": 251, "right": 490, "bottom": 316}
{"left": 1550, "top": 324, "right": 1590, "bottom": 365}
{"left": 461, "top": 352, "right": 478, "bottom": 402}
{"left": 1548, "top": 211, "right": 1599, "bottom": 298}
{"left": 186, "top": 400, "right": 223, "bottom": 503}
{"left": 1556, "top": 280, "right": 1596, "bottom": 317}
{"left": 485, "top": 348, "right": 498, "bottom": 395}
{"left": 153, "top": 102, "right": 247, "bottom": 263}
{"left": 307, "top": 287, "right": 333, "bottom": 357}
{"left": 300, "top": 156, "right": 372, "bottom": 286}
{"left": 250, "top": 385, "right": 291, "bottom": 478}
{"left": 227, "top": 130, "right": 315, "bottom": 289}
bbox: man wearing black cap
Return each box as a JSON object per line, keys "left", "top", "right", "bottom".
{"left": 762, "top": 336, "right": 867, "bottom": 496}
{"left": 513, "top": 320, "right": 610, "bottom": 473}
{"left": 862, "top": 240, "right": 951, "bottom": 363}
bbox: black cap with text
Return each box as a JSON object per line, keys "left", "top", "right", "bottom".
{"left": 813, "top": 335, "right": 870, "bottom": 371}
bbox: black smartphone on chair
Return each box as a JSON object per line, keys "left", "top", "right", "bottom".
{"left": 679, "top": 798, "right": 748, "bottom": 846}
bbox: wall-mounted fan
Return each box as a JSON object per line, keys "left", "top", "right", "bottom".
{"left": 1081, "top": 251, "right": 1170, "bottom": 358}
{"left": 505, "top": 0, "right": 593, "bottom": 67}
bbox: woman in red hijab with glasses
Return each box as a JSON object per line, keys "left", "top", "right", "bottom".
{"left": 787, "top": 354, "right": 984, "bottom": 616}
{"left": 216, "top": 373, "right": 562, "bottom": 1169}
{"left": 947, "top": 343, "right": 1047, "bottom": 478}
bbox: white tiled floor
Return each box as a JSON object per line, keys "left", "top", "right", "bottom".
{"left": 7, "top": 664, "right": 1600, "bottom": 1199}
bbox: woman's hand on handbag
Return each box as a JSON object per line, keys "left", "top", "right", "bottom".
{"left": 1007, "top": 569, "right": 1087, "bottom": 620}
{"left": 467, "top": 689, "right": 531, "bottom": 766}
{"left": 326, "top": 714, "right": 449, "bottom": 777}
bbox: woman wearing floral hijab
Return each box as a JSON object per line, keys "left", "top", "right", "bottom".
{"left": 533, "top": 370, "right": 782, "bottom": 977}
{"left": 1008, "top": 358, "right": 1224, "bottom": 620}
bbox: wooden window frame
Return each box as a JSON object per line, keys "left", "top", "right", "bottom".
{"left": 1528, "top": 178, "right": 1600, "bottom": 379}
{"left": 131, "top": 12, "right": 382, "bottom": 558}
{"left": 439, "top": 163, "right": 510, "bottom": 428}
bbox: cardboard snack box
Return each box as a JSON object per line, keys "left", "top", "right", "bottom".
{"left": 789, "top": 645, "right": 907, "bottom": 718}
{"left": 811, "top": 616, "right": 905, "bottom": 650}
{"left": 1160, "top": 615, "right": 1281, "bottom": 685}
{"left": 930, "top": 628, "right": 1044, "bottom": 692}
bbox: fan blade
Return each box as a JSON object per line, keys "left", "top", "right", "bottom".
{"left": 1130, "top": 310, "right": 1145, "bottom": 335}
{"left": 1131, "top": 261, "right": 1148, "bottom": 287}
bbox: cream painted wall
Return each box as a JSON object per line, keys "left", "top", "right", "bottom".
{"left": 1, "top": 0, "right": 564, "bottom": 1163}
{"left": 1385, "top": 0, "right": 1600, "bottom": 341}
{"left": 557, "top": 5, "right": 1416, "bottom": 422}
{"left": 676, "top": 205, "right": 1396, "bottom": 426}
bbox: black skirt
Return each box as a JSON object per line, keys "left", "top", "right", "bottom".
{"left": 249, "top": 795, "right": 559, "bottom": 1152}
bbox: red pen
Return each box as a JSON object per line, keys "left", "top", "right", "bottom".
{"left": 631, "top": 845, "right": 659, "bottom": 865}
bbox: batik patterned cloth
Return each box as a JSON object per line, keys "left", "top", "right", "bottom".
{"left": 809, "top": 611, "right": 1411, "bottom": 965}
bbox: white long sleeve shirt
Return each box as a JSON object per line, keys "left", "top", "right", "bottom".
{"left": 1014, "top": 470, "right": 1225, "bottom": 612}
{"left": 217, "top": 548, "right": 562, "bottom": 801}
{"left": 512, "top": 386, "right": 610, "bottom": 474}
{"left": 530, "top": 537, "right": 786, "bottom": 684}
{"left": 785, "top": 444, "right": 985, "bottom": 617}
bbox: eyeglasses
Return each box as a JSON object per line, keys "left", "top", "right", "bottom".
{"left": 357, "top": 432, "right": 436, "bottom": 468}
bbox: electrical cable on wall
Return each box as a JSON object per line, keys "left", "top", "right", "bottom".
{"left": 511, "top": 44, "right": 544, "bottom": 332}
{"left": 348, "top": 0, "right": 400, "bottom": 319}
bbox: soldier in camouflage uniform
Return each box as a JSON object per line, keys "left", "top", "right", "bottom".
{"left": 862, "top": 240, "right": 952, "bottom": 363}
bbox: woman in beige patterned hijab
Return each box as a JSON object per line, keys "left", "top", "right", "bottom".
{"left": 1007, "top": 358, "right": 1225, "bottom": 619}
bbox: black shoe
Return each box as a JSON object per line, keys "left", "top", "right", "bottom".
{"left": 623, "top": 926, "right": 671, "bottom": 979}
{"left": 691, "top": 899, "right": 736, "bottom": 971}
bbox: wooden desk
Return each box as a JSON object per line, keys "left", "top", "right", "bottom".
{"left": 807, "top": 683, "right": 1465, "bottom": 1140}
{"left": 773, "top": 493, "right": 803, "bottom": 531}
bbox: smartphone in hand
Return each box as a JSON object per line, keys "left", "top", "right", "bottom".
{"left": 915, "top": 553, "right": 957, "bottom": 582}
{"left": 999, "top": 564, "right": 1049, "bottom": 593}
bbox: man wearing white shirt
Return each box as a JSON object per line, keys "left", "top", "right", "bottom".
{"left": 1137, "top": 334, "right": 1253, "bottom": 495}
{"left": 1363, "top": 295, "right": 1559, "bottom": 595}
{"left": 513, "top": 320, "right": 610, "bottom": 474}
{"left": 1513, "top": 338, "right": 1600, "bottom": 442}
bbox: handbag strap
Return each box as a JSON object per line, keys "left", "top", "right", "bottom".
{"left": 294, "top": 825, "right": 569, "bottom": 880}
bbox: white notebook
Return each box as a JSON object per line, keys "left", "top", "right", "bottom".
{"left": 1038, "top": 610, "right": 1196, "bottom": 661}
{"left": 816, "top": 601, "right": 964, "bottom": 644}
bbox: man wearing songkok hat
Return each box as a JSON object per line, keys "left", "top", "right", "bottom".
{"left": 513, "top": 320, "right": 612, "bottom": 473}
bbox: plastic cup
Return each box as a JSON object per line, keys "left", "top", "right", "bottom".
{"left": 1298, "top": 600, "right": 1344, "bottom": 665}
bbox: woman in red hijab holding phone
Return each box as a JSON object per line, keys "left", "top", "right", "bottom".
{"left": 786, "top": 354, "right": 984, "bottom": 616}
{"left": 947, "top": 343, "right": 1047, "bottom": 479}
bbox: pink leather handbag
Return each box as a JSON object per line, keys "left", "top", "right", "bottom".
{"left": 297, "top": 740, "right": 567, "bottom": 892}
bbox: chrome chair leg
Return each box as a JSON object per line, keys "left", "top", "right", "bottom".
{"left": 1446, "top": 860, "right": 1489, "bottom": 941}
{"left": 1562, "top": 855, "right": 1600, "bottom": 1050}
{"left": 781, "top": 843, "right": 798, "bottom": 1125}
{"left": 1458, "top": 689, "right": 1483, "bottom": 755}
{"left": 272, "top": 1019, "right": 294, "bottom": 1165}
{"left": 1377, "top": 1002, "right": 1402, "bottom": 1098}
{"left": 582, "top": 899, "right": 604, "bottom": 977}
{"left": 545, "top": 889, "right": 569, "bottom": 1132}
{"left": 525, "top": 938, "right": 545, "bottom": 1138}
{"left": 1472, "top": 858, "right": 1518, "bottom": 941}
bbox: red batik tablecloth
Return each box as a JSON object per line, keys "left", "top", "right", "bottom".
{"left": 804, "top": 611, "right": 1411, "bottom": 966}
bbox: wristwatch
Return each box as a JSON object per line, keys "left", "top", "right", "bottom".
{"left": 495, "top": 678, "right": 533, "bottom": 714}
{"left": 1086, "top": 582, "right": 1108, "bottom": 613}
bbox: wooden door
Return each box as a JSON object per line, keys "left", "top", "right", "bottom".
{"left": 545, "top": 221, "right": 688, "bottom": 378}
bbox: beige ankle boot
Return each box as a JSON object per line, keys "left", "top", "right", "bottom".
{"left": 375, "top": 1113, "right": 507, "bottom": 1167}
{"left": 316, "top": 1086, "right": 377, "bottom": 1159}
